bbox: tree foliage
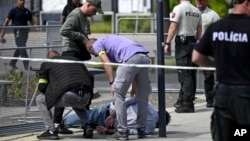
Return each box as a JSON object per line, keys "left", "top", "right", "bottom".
{"left": 207, "top": 0, "right": 231, "bottom": 17}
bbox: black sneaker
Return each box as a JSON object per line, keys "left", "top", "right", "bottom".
{"left": 107, "top": 131, "right": 128, "bottom": 140}
{"left": 37, "top": 130, "right": 59, "bottom": 140}
{"left": 206, "top": 97, "right": 214, "bottom": 108}
{"left": 83, "top": 125, "right": 94, "bottom": 138}
{"left": 55, "top": 124, "right": 73, "bottom": 134}
{"left": 137, "top": 128, "right": 146, "bottom": 138}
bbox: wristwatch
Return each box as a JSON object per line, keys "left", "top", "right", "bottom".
{"left": 165, "top": 42, "right": 171, "bottom": 45}
{"left": 109, "top": 81, "right": 114, "bottom": 85}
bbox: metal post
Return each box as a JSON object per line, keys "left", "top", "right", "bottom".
{"left": 150, "top": 0, "right": 154, "bottom": 33}
{"left": 112, "top": 0, "right": 118, "bottom": 33}
{"left": 39, "top": 0, "right": 42, "bottom": 11}
{"left": 2, "top": 84, "right": 9, "bottom": 106}
{"left": 24, "top": 48, "right": 32, "bottom": 123}
{"left": 30, "top": 0, "right": 34, "bottom": 11}
{"left": 156, "top": 0, "right": 166, "bottom": 137}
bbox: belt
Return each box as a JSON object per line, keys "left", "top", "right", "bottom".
{"left": 134, "top": 52, "right": 148, "bottom": 55}
{"left": 176, "top": 35, "right": 195, "bottom": 39}
{"left": 133, "top": 52, "right": 149, "bottom": 57}
{"left": 176, "top": 35, "right": 195, "bottom": 37}
{"left": 70, "top": 85, "right": 86, "bottom": 97}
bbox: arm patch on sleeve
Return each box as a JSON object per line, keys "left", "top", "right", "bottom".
{"left": 39, "top": 78, "right": 48, "bottom": 84}
{"left": 98, "top": 50, "right": 106, "bottom": 56}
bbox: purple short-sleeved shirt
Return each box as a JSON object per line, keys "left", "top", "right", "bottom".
{"left": 93, "top": 35, "right": 149, "bottom": 63}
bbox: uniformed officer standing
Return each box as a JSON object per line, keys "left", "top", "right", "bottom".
{"left": 164, "top": 0, "right": 202, "bottom": 113}
{"left": 0, "top": 0, "right": 36, "bottom": 70}
{"left": 192, "top": 0, "right": 250, "bottom": 140}
{"left": 196, "top": 0, "right": 220, "bottom": 108}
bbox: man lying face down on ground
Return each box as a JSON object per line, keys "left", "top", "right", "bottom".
{"left": 63, "top": 96, "right": 171, "bottom": 135}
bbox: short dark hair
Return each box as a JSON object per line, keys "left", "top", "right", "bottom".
{"left": 156, "top": 110, "right": 171, "bottom": 128}
{"left": 234, "top": 0, "right": 246, "bottom": 4}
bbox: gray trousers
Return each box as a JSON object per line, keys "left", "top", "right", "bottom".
{"left": 36, "top": 91, "right": 91, "bottom": 132}
{"left": 114, "top": 53, "right": 152, "bottom": 133}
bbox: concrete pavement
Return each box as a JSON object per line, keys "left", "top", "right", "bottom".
{"left": 0, "top": 94, "right": 213, "bottom": 141}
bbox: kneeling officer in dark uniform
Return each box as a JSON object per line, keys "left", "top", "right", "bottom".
{"left": 36, "top": 50, "right": 94, "bottom": 140}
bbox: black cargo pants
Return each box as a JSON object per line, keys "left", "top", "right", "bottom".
{"left": 175, "top": 36, "right": 197, "bottom": 102}
{"left": 203, "top": 70, "right": 215, "bottom": 96}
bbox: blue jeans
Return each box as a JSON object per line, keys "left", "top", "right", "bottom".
{"left": 64, "top": 103, "right": 110, "bottom": 127}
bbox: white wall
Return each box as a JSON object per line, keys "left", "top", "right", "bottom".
{"left": 118, "top": 0, "right": 151, "bottom": 13}
{"left": 42, "top": 0, "right": 67, "bottom": 12}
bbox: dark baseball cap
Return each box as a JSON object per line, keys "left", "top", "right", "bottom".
{"left": 86, "top": 0, "right": 104, "bottom": 14}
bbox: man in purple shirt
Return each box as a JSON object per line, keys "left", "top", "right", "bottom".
{"left": 85, "top": 35, "right": 152, "bottom": 140}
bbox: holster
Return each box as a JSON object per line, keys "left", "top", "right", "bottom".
{"left": 180, "top": 35, "right": 187, "bottom": 44}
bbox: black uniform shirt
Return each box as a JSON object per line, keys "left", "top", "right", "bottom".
{"left": 7, "top": 6, "right": 32, "bottom": 26}
{"left": 195, "top": 14, "right": 250, "bottom": 85}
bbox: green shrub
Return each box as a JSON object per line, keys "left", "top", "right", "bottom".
{"left": 102, "top": 15, "right": 112, "bottom": 22}
{"left": 91, "top": 22, "right": 112, "bottom": 33}
{"left": 90, "top": 16, "right": 151, "bottom": 33}
{"left": 5, "top": 69, "right": 24, "bottom": 98}
{"left": 207, "top": 0, "right": 230, "bottom": 17}
{"left": 118, "top": 16, "right": 151, "bottom": 33}
{"left": 3, "top": 69, "right": 38, "bottom": 99}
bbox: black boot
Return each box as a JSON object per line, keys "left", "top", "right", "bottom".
{"left": 203, "top": 71, "right": 215, "bottom": 108}
{"left": 173, "top": 91, "right": 184, "bottom": 108}
{"left": 205, "top": 92, "right": 214, "bottom": 108}
{"left": 175, "top": 100, "right": 195, "bottom": 113}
